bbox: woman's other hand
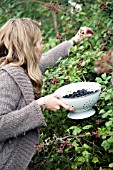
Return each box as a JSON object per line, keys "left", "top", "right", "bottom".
{"left": 77, "top": 26, "right": 94, "bottom": 39}
{"left": 36, "top": 93, "right": 74, "bottom": 112}
{"left": 70, "top": 26, "right": 94, "bottom": 44}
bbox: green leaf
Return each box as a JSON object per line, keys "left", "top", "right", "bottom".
{"left": 96, "top": 77, "right": 102, "bottom": 83}
{"left": 69, "top": 126, "right": 82, "bottom": 135}
{"left": 109, "top": 163, "right": 113, "bottom": 168}
{"left": 82, "top": 143, "right": 91, "bottom": 150}
{"left": 73, "top": 127, "right": 82, "bottom": 135}
{"left": 82, "top": 151, "right": 90, "bottom": 162}
{"left": 81, "top": 60, "right": 86, "bottom": 66}
{"left": 101, "top": 73, "right": 107, "bottom": 80}
{"left": 77, "top": 156, "right": 85, "bottom": 163}
{"left": 101, "top": 140, "right": 110, "bottom": 151}
{"left": 78, "top": 45, "right": 85, "bottom": 50}
{"left": 71, "top": 162, "right": 77, "bottom": 169}
{"left": 107, "top": 76, "right": 112, "bottom": 81}
{"left": 73, "top": 141, "right": 79, "bottom": 149}
{"left": 107, "top": 136, "right": 113, "bottom": 144}
{"left": 107, "top": 20, "right": 112, "bottom": 27}
{"left": 105, "top": 121, "right": 113, "bottom": 127}
{"left": 99, "top": 109, "right": 105, "bottom": 114}
{"left": 102, "top": 112, "right": 109, "bottom": 118}
{"left": 109, "top": 149, "right": 113, "bottom": 153}
{"left": 105, "top": 94, "right": 111, "bottom": 100}
{"left": 92, "top": 157, "right": 99, "bottom": 163}
{"left": 79, "top": 12, "right": 86, "bottom": 15}
{"left": 83, "top": 125, "right": 93, "bottom": 130}
{"left": 107, "top": 110, "right": 113, "bottom": 115}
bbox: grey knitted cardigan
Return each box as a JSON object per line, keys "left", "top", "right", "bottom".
{"left": 0, "top": 41, "right": 72, "bottom": 170}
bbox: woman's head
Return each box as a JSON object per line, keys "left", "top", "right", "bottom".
{"left": 0, "top": 18, "right": 43, "bottom": 98}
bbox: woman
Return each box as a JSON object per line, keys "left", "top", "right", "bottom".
{"left": 0, "top": 18, "right": 93, "bottom": 170}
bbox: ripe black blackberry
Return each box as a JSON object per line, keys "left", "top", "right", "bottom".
{"left": 62, "top": 89, "right": 98, "bottom": 98}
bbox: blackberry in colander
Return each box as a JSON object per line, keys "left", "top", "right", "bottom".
{"left": 62, "top": 89, "right": 98, "bottom": 98}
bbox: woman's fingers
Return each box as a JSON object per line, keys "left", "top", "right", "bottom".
{"left": 53, "top": 94, "right": 74, "bottom": 111}
{"left": 80, "top": 27, "right": 94, "bottom": 38}
{"left": 44, "top": 93, "right": 74, "bottom": 112}
{"left": 87, "top": 28, "right": 94, "bottom": 35}
{"left": 85, "top": 28, "right": 94, "bottom": 38}
{"left": 58, "top": 99, "right": 74, "bottom": 112}
{"left": 75, "top": 26, "right": 93, "bottom": 41}
{"left": 80, "top": 26, "right": 94, "bottom": 34}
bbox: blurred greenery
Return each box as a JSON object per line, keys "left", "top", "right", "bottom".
{"left": 1, "top": 0, "right": 113, "bottom": 169}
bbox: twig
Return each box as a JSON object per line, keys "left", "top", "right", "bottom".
{"left": 82, "top": 72, "right": 86, "bottom": 81}
{"left": 84, "top": 138, "right": 104, "bottom": 152}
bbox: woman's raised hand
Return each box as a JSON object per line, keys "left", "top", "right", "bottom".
{"left": 70, "top": 26, "right": 94, "bottom": 44}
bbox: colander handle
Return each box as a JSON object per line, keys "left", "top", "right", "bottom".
{"left": 100, "top": 86, "right": 106, "bottom": 93}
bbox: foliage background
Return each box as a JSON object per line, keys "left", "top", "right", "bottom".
{"left": 0, "top": 0, "right": 113, "bottom": 170}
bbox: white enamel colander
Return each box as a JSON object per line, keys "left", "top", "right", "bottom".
{"left": 55, "top": 82, "right": 105, "bottom": 119}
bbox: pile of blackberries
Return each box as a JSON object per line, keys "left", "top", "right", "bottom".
{"left": 62, "top": 89, "right": 98, "bottom": 98}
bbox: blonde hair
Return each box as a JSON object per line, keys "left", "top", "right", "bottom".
{"left": 0, "top": 18, "right": 43, "bottom": 98}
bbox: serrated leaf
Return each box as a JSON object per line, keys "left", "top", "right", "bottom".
{"left": 107, "top": 76, "right": 111, "bottom": 80}
{"left": 105, "top": 94, "right": 111, "bottom": 100}
{"left": 82, "top": 151, "right": 90, "bottom": 162}
{"left": 73, "top": 127, "right": 82, "bottom": 135}
{"left": 73, "top": 141, "right": 79, "bottom": 149}
{"left": 102, "top": 112, "right": 109, "bottom": 118}
{"left": 96, "top": 77, "right": 102, "bottom": 83}
{"left": 99, "top": 109, "right": 105, "bottom": 114}
{"left": 105, "top": 121, "right": 112, "bottom": 127}
{"left": 92, "top": 157, "right": 99, "bottom": 163}
{"left": 107, "top": 110, "right": 112, "bottom": 114}
{"left": 82, "top": 143, "right": 91, "bottom": 150}
{"left": 101, "top": 140, "right": 110, "bottom": 150}
{"left": 107, "top": 136, "right": 113, "bottom": 144}
{"left": 71, "top": 162, "right": 77, "bottom": 169}
{"left": 101, "top": 73, "right": 106, "bottom": 80}
{"left": 77, "top": 156, "right": 85, "bottom": 163}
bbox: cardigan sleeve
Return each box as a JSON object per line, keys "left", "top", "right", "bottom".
{"left": 0, "top": 70, "right": 46, "bottom": 142}
{"left": 39, "top": 40, "right": 73, "bottom": 74}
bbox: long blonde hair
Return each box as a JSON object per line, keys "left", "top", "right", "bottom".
{"left": 0, "top": 18, "right": 43, "bottom": 98}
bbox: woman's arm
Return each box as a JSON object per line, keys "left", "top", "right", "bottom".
{"left": 39, "top": 26, "right": 94, "bottom": 74}
{"left": 39, "top": 40, "right": 73, "bottom": 73}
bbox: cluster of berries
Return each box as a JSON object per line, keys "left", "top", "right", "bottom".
{"left": 94, "top": 50, "right": 113, "bottom": 74}
{"left": 62, "top": 89, "right": 98, "bottom": 98}
{"left": 45, "top": 1, "right": 67, "bottom": 15}
{"left": 92, "top": 130, "right": 98, "bottom": 138}
{"left": 76, "top": 60, "right": 83, "bottom": 68}
{"left": 56, "top": 140, "right": 73, "bottom": 156}
{"left": 55, "top": 31, "right": 67, "bottom": 42}
{"left": 50, "top": 78, "right": 59, "bottom": 84}
{"left": 101, "top": 29, "right": 113, "bottom": 51}
{"left": 100, "top": 2, "right": 112, "bottom": 11}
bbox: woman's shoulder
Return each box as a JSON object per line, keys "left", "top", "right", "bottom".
{"left": 0, "top": 64, "right": 24, "bottom": 84}
{"left": 0, "top": 64, "right": 24, "bottom": 95}
{"left": 0, "top": 64, "right": 35, "bottom": 103}
{"left": 0, "top": 63, "right": 28, "bottom": 81}
{"left": 0, "top": 65, "right": 21, "bottom": 103}
{"left": 0, "top": 63, "right": 24, "bottom": 74}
